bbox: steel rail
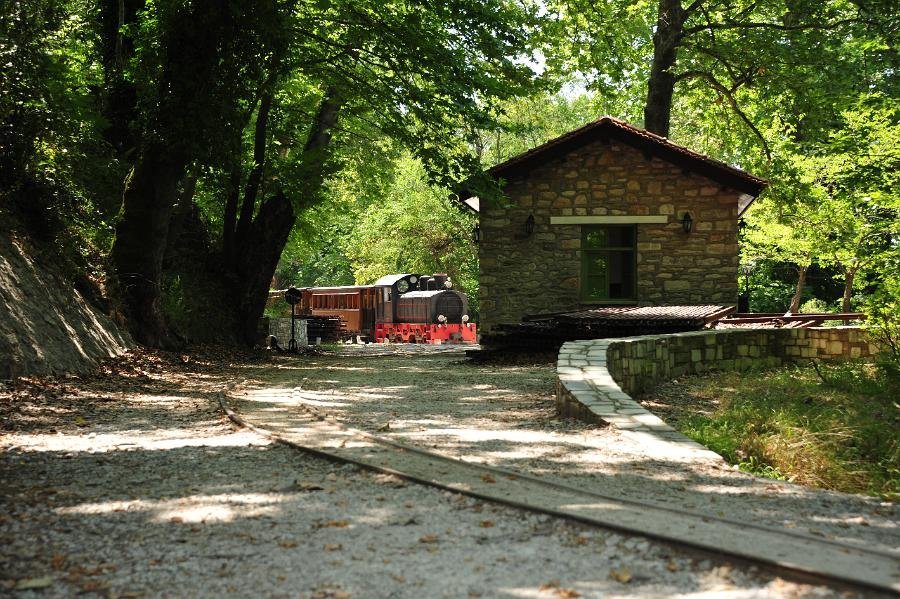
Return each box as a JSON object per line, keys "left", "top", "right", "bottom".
{"left": 219, "top": 370, "right": 899, "bottom": 596}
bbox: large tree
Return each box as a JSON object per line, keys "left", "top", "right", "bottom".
{"left": 108, "top": 0, "right": 540, "bottom": 346}
{"left": 545, "top": 0, "right": 888, "bottom": 139}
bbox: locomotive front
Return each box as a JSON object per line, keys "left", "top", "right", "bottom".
{"left": 374, "top": 273, "right": 476, "bottom": 343}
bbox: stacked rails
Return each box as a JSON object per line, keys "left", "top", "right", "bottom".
{"left": 305, "top": 316, "right": 344, "bottom": 343}
{"left": 477, "top": 305, "right": 734, "bottom": 354}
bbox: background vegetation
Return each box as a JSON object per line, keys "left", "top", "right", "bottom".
{"left": 1, "top": 0, "right": 897, "bottom": 360}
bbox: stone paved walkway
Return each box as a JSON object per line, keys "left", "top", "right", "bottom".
{"left": 557, "top": 339, "right": 724, "bottom": 461}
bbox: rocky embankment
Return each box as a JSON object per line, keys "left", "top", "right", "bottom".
{"left": 0, "top": 232, "right": 131, "bottom": 379}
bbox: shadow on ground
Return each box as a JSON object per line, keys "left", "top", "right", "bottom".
{"left": 236, "top": 351, "right": 898, "bottom": 555}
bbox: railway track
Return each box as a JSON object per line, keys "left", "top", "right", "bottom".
{"left": 220, "top": 370, "right": 899, "bottom": 596}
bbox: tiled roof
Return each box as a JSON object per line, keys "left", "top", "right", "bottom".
{"left": 555, "top": 305, "right": 735, "bottom": 325}
{"left": 459, "top": 116, "right": 768, "bottom": 206}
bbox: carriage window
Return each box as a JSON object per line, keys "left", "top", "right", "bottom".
{"left": 581, "top": 225, "right": 636, "bottom": 302}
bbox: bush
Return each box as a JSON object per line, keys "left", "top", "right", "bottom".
{"left": 865, "top": 292, "right": 900, "bottom": 378}
{"left": 749, "top": 280, "right": 799, "bottom": 313}
{"left": 799, "top": 298, "right": 831, "bottom": 313}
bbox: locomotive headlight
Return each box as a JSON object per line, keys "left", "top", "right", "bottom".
{"left": 437, "top": 314, "right": 447, "bottom": 323}
{"left": 444, "top": 280, "right": 453, "bottom": 289}
{"left": 462, "top": 314, "right": 469, "bottom": 323}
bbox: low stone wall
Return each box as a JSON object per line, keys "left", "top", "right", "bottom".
{"left": 268, "top": 318, "right": 308, "bottom": 346}
{"left": 556, "top": 327, "right": 876, "bottom": 446}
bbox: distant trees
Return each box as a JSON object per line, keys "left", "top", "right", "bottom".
{"left": 30, "top": 0, "right": 541, "bottom": 345}
{"left": 3, "top": 0, "right": 896, "bottom": 348}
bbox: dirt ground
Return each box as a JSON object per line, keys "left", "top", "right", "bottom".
{"left": 0, "top": 346, "right": 893, "bottom": 598}
{"left": 249, "top": 347, "right": 897, "bottom": 555}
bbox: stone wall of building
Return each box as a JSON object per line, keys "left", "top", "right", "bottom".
{"left": 478, "top": 139, "right": 743, "bottom": 333}
{"left": 556, "top": 327, "right": 878, "bottom": 427}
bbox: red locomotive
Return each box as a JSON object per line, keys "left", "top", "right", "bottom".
{"left": 298, "top": 273, "right": 477, "bottom": 344}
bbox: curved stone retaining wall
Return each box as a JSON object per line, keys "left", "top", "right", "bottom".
{"left": 556, "top": 327, "right": 877, "bottom": 442}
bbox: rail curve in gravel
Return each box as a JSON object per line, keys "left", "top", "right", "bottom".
{"left": 219, "top": 361, "right": 899, "bottom": 596}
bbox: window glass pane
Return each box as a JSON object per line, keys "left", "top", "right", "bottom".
{"left": 587, "top": 253, "right": 608, "bottom": 274}
{"left": 583, "top": 275, "right": 607, "bottom": 300}
{"left": 607, "top": 251, "right": 634, "bottom": 299}
{"left": 581, "top": 224, "right": 636, "bottom": 301}
{"left": 605, "top": 226, "right": 633, "bottom": 247}
{"left": 583, "top": 228, "right": 607, "bottom": 249}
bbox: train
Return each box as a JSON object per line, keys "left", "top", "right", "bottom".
{"left": 293, "top": 273, "right": 477, "bottom": 344}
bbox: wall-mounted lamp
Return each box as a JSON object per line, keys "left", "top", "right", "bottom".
{"left": 524, "top": 213, "right": 535, "bottom": 237}
{"left": 681, "top": 212, "right": 693, "bottom": 234}
{"left": 472, "top": 225, "right": 481, "bottom": 244}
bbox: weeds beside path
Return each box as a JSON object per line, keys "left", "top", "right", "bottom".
{"left": 640, "top": 360, "right": 899, "bottom": 500}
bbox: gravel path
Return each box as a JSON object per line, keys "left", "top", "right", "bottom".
{"left": 0, "top": 347, "right": 891, "bottom": 598}
{"left": 252, "top": 346, "right": 898, "bottom": 557}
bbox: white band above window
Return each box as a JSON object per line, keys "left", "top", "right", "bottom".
{"left": 550, "top": 215, "right": 669, "bottom": 225}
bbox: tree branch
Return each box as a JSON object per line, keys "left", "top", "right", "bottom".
{"left": 676, "top": 69, "right": 772, "bottom": 160}
{"left": 684, "top": 17, "right": 857, "bottom": 36}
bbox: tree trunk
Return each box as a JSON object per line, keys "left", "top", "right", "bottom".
{"left": 842, "top": 265, "right": 858, "bottom": 313}
{"left": 226, "top": 90, "right": 344, "bottom": 345}
{"left": 297, "top": 89, "right": 343, "bottom": 207}
{"left": 644, "top": 0, "right": 684, "bottom": 137}
{"left": 163, "top": 169, "right": 199, "bottom": 268}
{"left": 111, "top": 145, "right": 187, "bottom": 348}
{"left": 222, "top": 163, "right": 242, "bottom": 262}
{"left": 234, "top": 192, "right": 295, "bottom": 344}
{"left": 234, "top": 88, "right": 274, "bottom": 253}
{"left": 787, "top": 263, "right": 809, "bottom": 314}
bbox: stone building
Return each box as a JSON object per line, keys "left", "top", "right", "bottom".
{"left": 458, "top": 117, "right": 767, "bottom": 334}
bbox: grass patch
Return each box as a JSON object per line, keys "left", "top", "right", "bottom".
{"left": 642, "top": 361, "right": 899, "bottom": 500}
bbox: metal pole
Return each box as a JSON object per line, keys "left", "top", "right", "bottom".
{"left": 289, "top": 301, "right": 297, "bottom": 352}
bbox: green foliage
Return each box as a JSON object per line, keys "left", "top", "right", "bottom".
{"left": 799, "top": 298, "right": 831, "bottom": 314}
{"left": 344, "top": 155, "right": 479, "bottom": 309}
{"left": 271, "top": 151, "right": 481, "bottom": 315}
{"left": 1, "top": 0, "right": 121, "bottom": 247}
{"left": 159, "top": 269, "right": 240, "bottom": 344}
{"left": 674, "top": 363, "right": 898, "bottom": 499}
{"left": 864, "top": 276, "right": 900, "bottom": 377}
{"left": 473, "top": 92, "right": 600, "bottom": 166}
{"left": 748, "top": 278, "right": 801, "bottom": 313}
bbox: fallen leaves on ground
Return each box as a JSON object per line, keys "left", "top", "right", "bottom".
{"left": 314, "top": 519, "right": 349, "bottom": 529}
{"left": 419, "top": 534, "right": 439, "bottom": 543}
{"left": 15, "top": 576, "right": 54, "bottom": 590}
{"left": 480, "top": 473, "right": 496, "bottom": 483}
{"left": 310, "top": 587, "right": 351, "bottom": 599}
{"left": 608, "top": 567, "right": 632, "bottom": 583}
{"left": 539, "top": 580, "right": 581, "bottom": 598}
{"left": 289, "top": 480, "right": 325, "bottom": 492}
